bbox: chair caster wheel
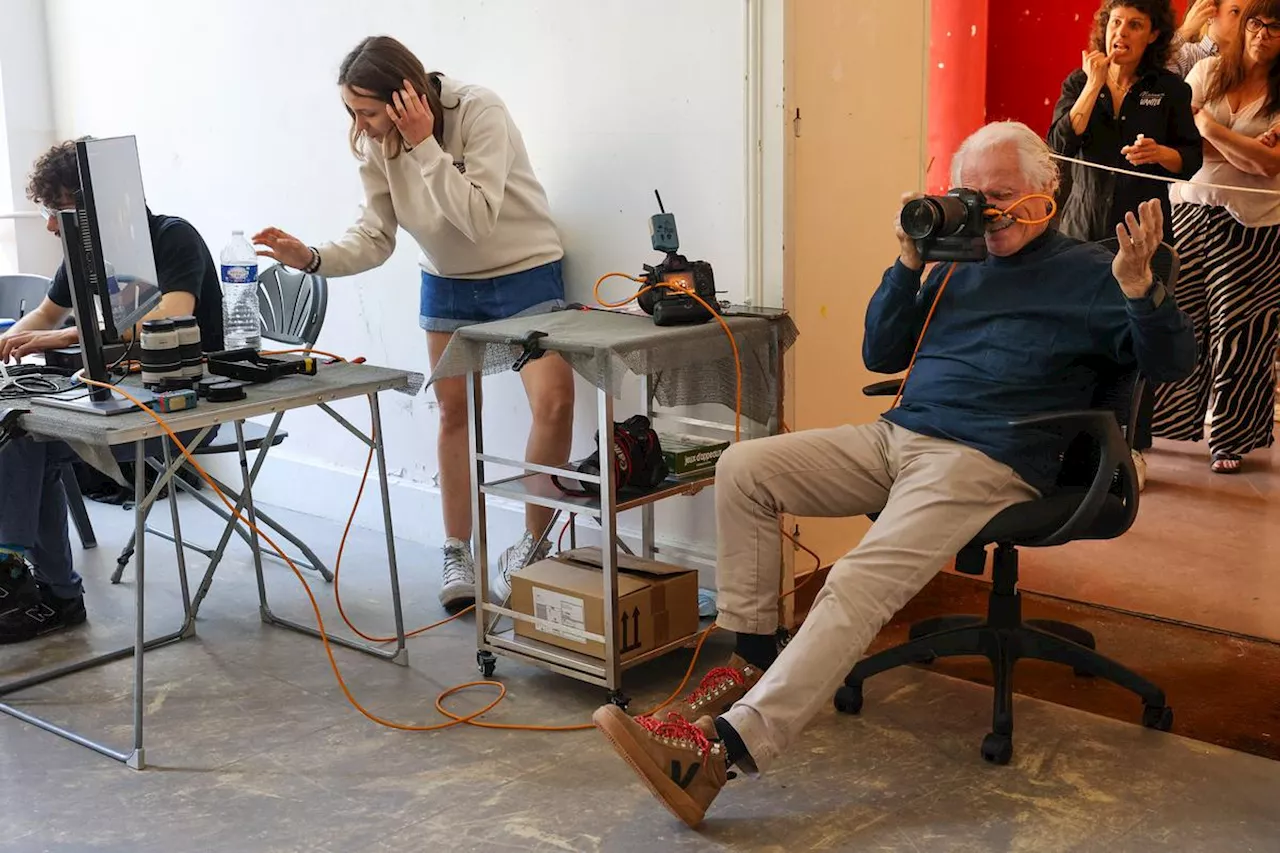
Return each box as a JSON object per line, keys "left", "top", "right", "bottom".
{"left": 607, "top": 690, "right": 630, "bottom": 712}
{"left": 477, "top": 651, "right": 497, "bottom": 678}
{"left": 1072, "top": 667, "right": 1095, "bottom": 678}
{"left": 833, "top": 684, "right": 863, "bottom": 715}
{"left": 1142, "top": 704, "right": 1173, "bottom": 731}
{"left": 981, "top": 732, "right": 1013, "bottom": 765}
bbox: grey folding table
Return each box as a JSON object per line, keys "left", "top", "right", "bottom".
{"left": 0, "top": 362, "right": 414, "bottom": 769}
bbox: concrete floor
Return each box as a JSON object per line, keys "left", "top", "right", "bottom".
{"left": 2, "top": 496, "right": 1278, "bottom": 853}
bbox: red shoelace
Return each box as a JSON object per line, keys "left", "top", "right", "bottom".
{"left": 685, "top": 666, "right": 746, "bottom": 706}
{"left": 636, "top": 712, "right": 714, "bottom": 756}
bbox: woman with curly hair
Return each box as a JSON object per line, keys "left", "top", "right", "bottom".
{"left": 1050, "top": 0, "right": 1202, "bottom": 244}
{"left": 1049, "top": 1, "right": 1202, "bottom": 478}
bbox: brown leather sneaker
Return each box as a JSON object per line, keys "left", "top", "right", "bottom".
{"left": 593, "top": 706, "right": 728, "bottom": 827}
{"left": 662, "top": 655, "right": 763, "bottom": 722}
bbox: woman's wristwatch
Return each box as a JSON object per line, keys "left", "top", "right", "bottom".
{"left": 302, "top": 246, "right": 322, "bottom": 274}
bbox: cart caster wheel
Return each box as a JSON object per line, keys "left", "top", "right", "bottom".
{"left": 1142, "top": 704, "right": 1173, "bottom": 731}
{"left": 607, "top": 690, "right": 631, "bottom": 712}
{"left": 477, "top": 651, "right": 497, "bottom": 678}
{"left": 981, "top": 732, "right": 1013, "bottom": 765}
{"left": 833, "top": 684, "right": 863, "bottom": 715}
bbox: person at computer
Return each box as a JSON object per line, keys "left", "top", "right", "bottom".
{"left": 253, "top": 36, "right": 575, "bottom": 613}
{"left": 589, "top": 122, "right": 1197, "bottom": 829}
{"left": 0, "top": 138, "right": 223, "bottom": 644}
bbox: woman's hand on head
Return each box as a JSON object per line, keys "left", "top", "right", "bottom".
{"left": 387, "top": 79, "right": 435, "bottom": 149}
{"left": 253, "top": 227, "right": 312, "bottom": 270}
{"left": 1180, "top": 0, "right": 1216, "bottom": 42}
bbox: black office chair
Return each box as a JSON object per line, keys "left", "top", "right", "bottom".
{"left": 0, "top": 274, "right": 96, "bottom": 551}
{"left": 835, "top": 242, "right": 1179, "bottom": 765}
{"left": 111, "top": 267, "right": 331, "bottom": 583}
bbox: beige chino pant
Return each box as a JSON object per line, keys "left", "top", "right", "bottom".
{"left": 714, "top": 420, "right": 1039, "bottom": 773}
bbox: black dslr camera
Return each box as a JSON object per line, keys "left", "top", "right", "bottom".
{"left": 637, "top": 192, "right": 721, "bottom": 326}
{"left": 900, "top": 188, "right": 991, "bottom": 263}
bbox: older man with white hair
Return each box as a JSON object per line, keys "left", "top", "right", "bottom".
{"left": 591, "top": 121, "right": 1197, "bottom": 827}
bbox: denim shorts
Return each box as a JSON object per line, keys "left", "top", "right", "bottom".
{"left": 419, "top": 259, "right": 566, "bottom": 333}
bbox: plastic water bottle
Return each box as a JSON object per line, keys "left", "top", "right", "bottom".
{"left": 220, "top": 230, "right": 261, "bottom": 350}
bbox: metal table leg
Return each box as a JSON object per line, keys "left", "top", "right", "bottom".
{"left": 0, "top": 438, "right": 196, "bottom": 769}
{"left": 112, "top": 415, "right": 332, "bottom": 588}
{"left": 640, "top": 373, "right": 655, "bottom": 560}
{"left": 242, "top": 402, "right": 408, "bottom": 665}
{"left": 597, "top": 385, "right": 621, "bottom": 695}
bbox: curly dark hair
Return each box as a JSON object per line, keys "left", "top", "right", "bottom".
{"left": 1088, "top": 0, "right": 1177, "bottom": 73}
{"left": 25, "top": 137, "right": 92, "bottom": 208}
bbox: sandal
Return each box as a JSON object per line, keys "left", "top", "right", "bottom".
{"left": 1210, "top": 452, "right": 1242, "bottom": 474}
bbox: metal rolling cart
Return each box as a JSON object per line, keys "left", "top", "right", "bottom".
{"left": 430, "top": 307, "right": 797, "bottom": 705}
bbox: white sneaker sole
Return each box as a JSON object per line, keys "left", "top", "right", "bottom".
{"left": 438, "top": 580, "right": 475, "bottom": 610}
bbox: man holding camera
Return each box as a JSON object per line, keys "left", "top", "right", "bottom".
{"left": 591, "top": 121, "right": 1197, "bottom": 828}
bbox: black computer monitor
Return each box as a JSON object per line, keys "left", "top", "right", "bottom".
{"left": 37, "top": 135, "right": 161, "bottom": 416}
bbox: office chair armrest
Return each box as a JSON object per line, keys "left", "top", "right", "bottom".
{"left": 1009, "top": 408, "right": 1133, "bottom": 547}
{"left": 862, "top": 378, "right": 904, "bottom": 397}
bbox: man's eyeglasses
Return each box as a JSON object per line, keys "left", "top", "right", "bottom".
{"left": 1245, "top": 17, "right": 1280, "bottom": 38}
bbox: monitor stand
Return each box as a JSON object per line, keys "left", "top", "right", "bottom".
{"left": 34, "top": 386, "right": 155, "bottom": 417}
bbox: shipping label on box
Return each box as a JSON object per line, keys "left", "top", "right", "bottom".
{"left": 511, "top": 548, "right": 700, "bottom": 662}
{"left": 532, "top": 587, "right": 587, "bottom": 644}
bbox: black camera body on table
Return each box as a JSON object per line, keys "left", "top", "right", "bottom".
{"left": 901, "top": 188, "right": 992, "bottom": 263}
{"left": 638, "top": 253, "right": 720, "bottom": 326}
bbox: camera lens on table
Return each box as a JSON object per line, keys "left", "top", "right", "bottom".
{"left": 172, "top": 315, "right": 204, "bottom": 380}
{"left": 140, "top": 319, "right": 183, "bottom": 388}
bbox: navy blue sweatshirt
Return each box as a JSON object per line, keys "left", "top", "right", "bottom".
{"left": 864, "top": 230, "right": 1196, "bottom": 493}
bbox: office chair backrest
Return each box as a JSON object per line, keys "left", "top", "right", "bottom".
{"left": 1048, "top": 236, "right": 1178, "bottom": 538}
{"left": 0, "top": 274, "right": 53, "bottom": 320}
{"left": 257, "top": 266, "right": 328, "bottom": 348}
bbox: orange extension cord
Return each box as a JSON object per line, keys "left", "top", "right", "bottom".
{"left": 78, "top": 300, "right": 821, "bottom": 733}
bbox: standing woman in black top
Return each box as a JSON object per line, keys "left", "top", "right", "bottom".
{"left": 1051, "top": 0, "right": 1202, "bottom": 242}
{"left": 1049, "top": 0, "right": 1202, "bottom": 479}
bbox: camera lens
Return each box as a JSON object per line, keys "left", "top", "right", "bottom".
{"left": 902, "top": 195, "right": 970, "bottom": 240}
{"left": 901, "top": 198, "right": 942, "bottom": 239}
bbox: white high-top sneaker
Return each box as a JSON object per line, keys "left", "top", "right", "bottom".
{"left": 489, "top": 531, "right": 551, "bottom": 604}
{"left": 438, "top": 538, "right": 476, "bottom": 610}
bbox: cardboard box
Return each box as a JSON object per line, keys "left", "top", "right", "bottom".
{"left": 510, "top": 547, "right": 700, "bottom": 662}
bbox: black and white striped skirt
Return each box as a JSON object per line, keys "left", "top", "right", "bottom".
{"left": 1151, "top": 204, "right": 1280, "bottom": 456}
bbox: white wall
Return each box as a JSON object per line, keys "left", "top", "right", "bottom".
{"left": 43, "top": 0, "right": 784, "bottom": 565}
{"left": 0, "top": 0, "right": 61, "bottom": 276}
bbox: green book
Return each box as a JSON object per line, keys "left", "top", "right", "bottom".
{"left": 660, "top": 433, "right": 730, "bottom": 478}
